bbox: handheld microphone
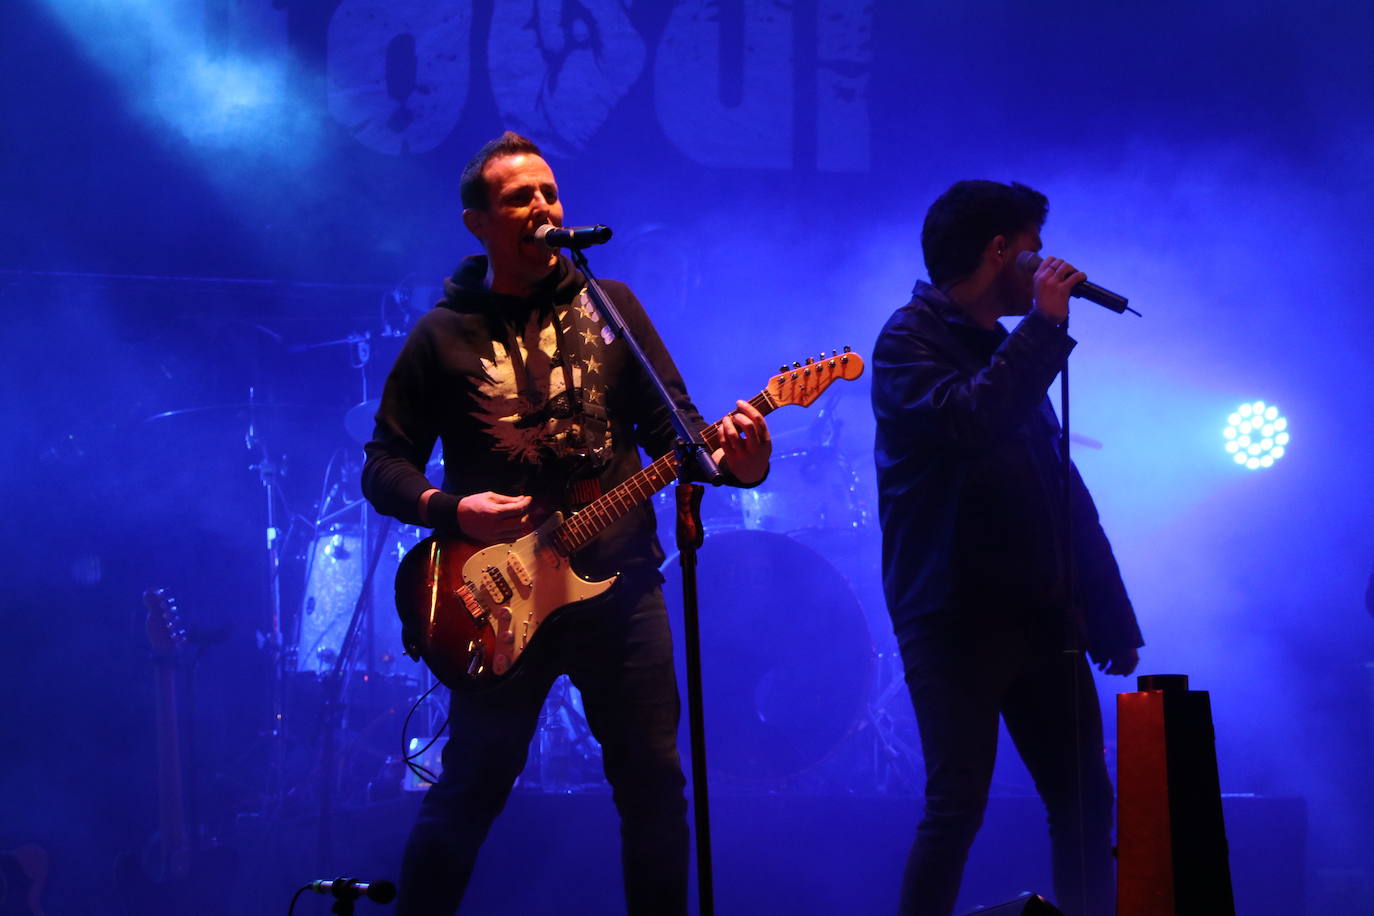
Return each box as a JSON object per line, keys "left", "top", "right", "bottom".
{"left": 1016, "top": 251, "right": 1137, "bottom": 315}
{"left": 308, "top": 877, "right": 397, "bottom": 904}
{"left": 534, "top": 223, "right": 613, "bottom": 250}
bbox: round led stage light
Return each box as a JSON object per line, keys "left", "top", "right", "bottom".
{"left": 1223, "top": 400, "right": 1289, "bottom": 470}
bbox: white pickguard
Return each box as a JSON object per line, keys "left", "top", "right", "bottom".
{"left": 461, "top": 515, "right": 616, "bottom": 675}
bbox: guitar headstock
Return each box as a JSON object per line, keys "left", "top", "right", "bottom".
{"left": 143, "top": 588, "right": 190, "bottom": 659}
{"left": 766, "top": 348, "right": 864, "bottom": 408}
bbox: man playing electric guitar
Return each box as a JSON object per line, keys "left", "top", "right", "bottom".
{"left": 361, "top": 130, "right": 771, "bottom": 916}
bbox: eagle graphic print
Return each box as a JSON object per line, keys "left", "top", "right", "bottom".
{"left": 470, "top": 287, "right": 614, "bottom": 476}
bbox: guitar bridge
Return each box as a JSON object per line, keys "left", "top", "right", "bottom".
{"left": 457, "top": 582, "right": 486, "bottom": 620}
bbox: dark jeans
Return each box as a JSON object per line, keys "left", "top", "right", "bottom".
{"left": 897, "top": 613, "right": 1114, "bottom": 916}
{"left": 396, "top": 580, "right": 688, "bottom": 915}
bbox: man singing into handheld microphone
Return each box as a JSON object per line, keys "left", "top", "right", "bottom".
{"left": 362, "top": 130, "right": 771, "bottom": 914}
{"left": 871, "top": 180, "right": 1144, "bottom": 916}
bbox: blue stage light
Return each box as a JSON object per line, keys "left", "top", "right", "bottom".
{"left": 1223, "top": 401, "right": 1289, "bottom": 470}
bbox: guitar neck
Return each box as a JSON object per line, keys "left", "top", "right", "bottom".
{"left": 553, "top": 389, "right": 776, "bottom": 554}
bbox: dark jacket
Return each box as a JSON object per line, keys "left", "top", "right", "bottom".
{"left": 872, "top": 281, "right": 1142, "bottom": 659}
{"left": 362, "top": 254, "right": 710, "bottom": 579}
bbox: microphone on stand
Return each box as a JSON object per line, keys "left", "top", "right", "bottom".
{"left": 1016, "top": 251, "right": 1140, "bottom": 316}
{"left": 534, "top": 223, "right": 613, "bottom": 250}
{"left": 308, "top": 877, "right": 397, "bottom": 904}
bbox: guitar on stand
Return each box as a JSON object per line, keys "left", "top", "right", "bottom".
{"left": 115, "top": 589, "right": 233, "bottom": 916}
{"left": 0, "top": 844, "right": 46, "bottom": 916}
{"left": 394, "top": 350, "right": 865, "bottom": 690}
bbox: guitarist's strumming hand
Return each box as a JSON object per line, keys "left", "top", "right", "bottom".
{"left": 457, "top": 492, "right": 534, "bottom": 542}
{"left": 713, "top": 399, "right": 772, "bottom": 485}
{"left": 421, "top": 489, "right": 534, "bottom": 543}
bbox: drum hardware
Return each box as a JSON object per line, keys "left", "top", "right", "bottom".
{"left": 242, "top": 386, "right": 300, "bottom": 815}
{"left": 854, "top": 652, "right": 925, "bottom": 794}
{"left": 344, "top": 399, "right": 380, "bottom": 445}
{"left": 521, "top": 677, "right": 607, "bottom": 793}
{"left": 661, "top": 529, "right": 874, "bottom": 783}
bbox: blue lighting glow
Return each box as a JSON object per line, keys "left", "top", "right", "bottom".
{"left": 1223, "top": 401, "right": 1289, "bottom": 470}
{"left": 39, "top": 0, "right": 318, "bottom": 155}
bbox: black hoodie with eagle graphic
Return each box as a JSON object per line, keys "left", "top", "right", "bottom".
{"left": 363, "top": 254, "right": 722, "bottom": 580}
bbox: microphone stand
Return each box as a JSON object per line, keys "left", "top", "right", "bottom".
{"left": 674, "top": 481, "right": 713, "bottom": 916}
{"left": 1056, "top": 318, "right": 1091, "bottom": 914}
{"left": 566, "top": 247, "right": 721, "bottom": 916}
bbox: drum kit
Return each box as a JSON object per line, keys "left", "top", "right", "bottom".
{"left": 141, "top": 306, "right": 923, "bottom": 807}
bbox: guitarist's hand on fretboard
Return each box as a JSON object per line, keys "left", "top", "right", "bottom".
{"left": 712, "top": 398, "right": 772, "bottom": 485}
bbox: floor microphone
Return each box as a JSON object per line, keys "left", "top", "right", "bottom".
{"left": 308, "top": 877, "right": 397, "bottom": 903}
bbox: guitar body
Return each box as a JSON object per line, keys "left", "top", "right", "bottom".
{"left": 393, "top": 350, "right": 865, "bottom": 690}
{"left": 395, "top": 513, "right": 617, "bottom": 689}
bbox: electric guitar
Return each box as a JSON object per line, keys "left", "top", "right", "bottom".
{"left": 394, "top": 349, "right": 865, "bottom": 689}
{"left": 115, "top": 589, "right": 193, "bottom": 915}
{"left": 0, "top": 845, "right": 47, "bottom": 916}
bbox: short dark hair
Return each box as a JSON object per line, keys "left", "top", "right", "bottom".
{"left": 921, "top": 180, "right": 1049, "bottom": 287}
{"left": 459, "top": 131, "right": 544, "bottom": 211}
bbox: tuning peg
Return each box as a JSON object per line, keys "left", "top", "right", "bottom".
{"left": 793, "top": 361, "right": 801, "bottom": 370}
{"left": 842, "top": 345, "right": 852, "bottom": 353}
{"left": 779, "top": 365, "right": 789, "bottom": 374}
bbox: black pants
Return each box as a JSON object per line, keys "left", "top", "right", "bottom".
{"left": 896, "top": 614, "right": 1114, "bottom": 916}
{"left": 396, "top": 580, "right": 688, "bottom": 915}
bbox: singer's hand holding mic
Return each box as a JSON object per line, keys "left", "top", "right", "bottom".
{"left": 1030, "top": 254, "right": 1084, "bottom": 324}
{"left": 1016, "top": 250, "right": 1136, "bottom": 316}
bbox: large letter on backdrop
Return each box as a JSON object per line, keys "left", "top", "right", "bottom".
{"left": 488, "top": 0, "right": 647, "bottom": 154}
{"left": 816, "top": 0, "right": 871, "bottom": 172}
{"left": 655, "top": 0, "right": 793, "bottom": 169}
{"left": 327, "top": 0, "right": 471, "bottom": 155}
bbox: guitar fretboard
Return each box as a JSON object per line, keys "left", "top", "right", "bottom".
{"left": 552, "top": 390, "right": 775, "bottom": 554}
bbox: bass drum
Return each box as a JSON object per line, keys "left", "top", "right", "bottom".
{"left": 661, "top": 529, "right": 873, "bottom": 782}
{"left": 295, "top": 524, "right": 423, "bottom": 678}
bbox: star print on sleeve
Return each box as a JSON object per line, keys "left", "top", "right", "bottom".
{"left": 583, "top": 353, "right": 602, "bottom": 376}
{"left": 581, "top": 327, "right": 599, "bottom": 347}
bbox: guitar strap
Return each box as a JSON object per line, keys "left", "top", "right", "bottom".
{"left": 552, "top": 299, "right": 603, "bottom": 508}
{"left": 550, "top": 304, "right": 584, "bottom": 416}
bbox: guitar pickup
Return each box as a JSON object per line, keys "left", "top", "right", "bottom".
{"left": 506, "top": 552, "right": 532, "bottom": 588}
{"left": 482, "top": 566, "right": 514, "bottom": 604}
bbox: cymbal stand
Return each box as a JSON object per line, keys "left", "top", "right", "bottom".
{"left": 317, "top": 514, "right": 393, "bottom": 869}
{"left": 245, "top": 386, "right": 290, "bottom": 814}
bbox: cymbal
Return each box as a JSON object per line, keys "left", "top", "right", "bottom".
{"left": 143, "top": 402, "right": 316, "bottom": 423}
{"left": 345, "top": 399, "right": 380, "bottom": 444}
